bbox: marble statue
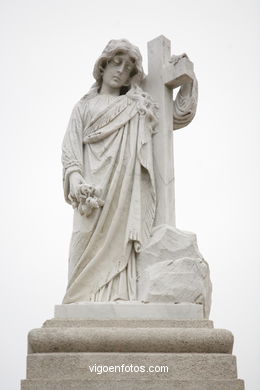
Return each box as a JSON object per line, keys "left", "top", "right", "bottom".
{"left": 61, "top": 38, "right": 205, "bottom": 307}
{"left": 21, "top": 37, "right": 244, "bottom": 390}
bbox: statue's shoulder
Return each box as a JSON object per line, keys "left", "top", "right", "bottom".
{"left": 80, "top": 86, "right": 98, "bottom": 103}
{"left": 70, "top": 90, "right": 96, "bottom": 117}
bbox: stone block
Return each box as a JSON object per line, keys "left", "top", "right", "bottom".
{"left": 26, "top": 352, "right": 238, "bottom": 380}
{"left": 54, "top": 302, "right": 204, "bottom": 320}
{"left": 43, "top": 318, "right": 213, "bottom": 328}
{"left": 21, "top": 378, "right": 245, "bottom": 390}
{"left": 28, "top": 327, "right": 233, "bottom": 353}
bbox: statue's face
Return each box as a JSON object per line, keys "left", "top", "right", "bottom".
{"left": 102, "top": 53, "right": 135, "bottom": 91}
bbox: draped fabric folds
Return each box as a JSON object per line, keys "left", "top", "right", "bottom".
{"left": 173, "top": 77, "right": 198, "bottom": 130}
{"left": 62, "top": 91, "right": 157, "bottom": 303}
{"left": 62, "top": 81, "right": 197, "bottom": 304}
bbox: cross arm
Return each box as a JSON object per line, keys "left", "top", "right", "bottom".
{"left": 163, "top": 55, "right": 198, "bottom": 131}
{"left": 163, "top": 55, "right": 194, "bottom": 88}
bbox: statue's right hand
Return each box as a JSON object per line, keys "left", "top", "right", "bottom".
{"left": 69, "top": 172, "right": 86, "bottom": 204}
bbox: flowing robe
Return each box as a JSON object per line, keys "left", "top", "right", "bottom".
{"left": 62, "top": 82, "right": 197, "bottom": 304}
{"left": 62, "top": 92, "right": 157, "bottom": 303}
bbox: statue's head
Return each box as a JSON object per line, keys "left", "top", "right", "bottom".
{"left": 93, "top": 39, "right": 144, "bottom": 94}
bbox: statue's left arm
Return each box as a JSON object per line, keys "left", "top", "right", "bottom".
{"left": 173, "top": 72, "right": 198, "bottom": 131}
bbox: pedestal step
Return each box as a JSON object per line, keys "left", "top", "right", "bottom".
{"left": 26, "top": 352, "right": 237, "bottom": 380}
{"left": 43, "top": 318, "right": 213, "bottom": 328}
{"left": 21, "top": 378, "right": 245, "bottom": 390}
{"left": 54, "top": 303, "right": 204, "bottom": 320}
{"left": 28, "top": 327, "right": 233, "bottom": 353}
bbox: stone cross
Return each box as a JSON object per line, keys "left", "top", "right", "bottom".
{"left": 142, "top": 35, "right": 194, "bottom": 227}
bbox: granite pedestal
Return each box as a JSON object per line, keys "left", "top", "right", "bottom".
{"left": 21, "top": 303, "right": 244, "bottom": 390}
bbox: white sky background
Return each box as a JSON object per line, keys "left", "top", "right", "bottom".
{"left": 1, "top": 0, "right": 259, "bottom": 388}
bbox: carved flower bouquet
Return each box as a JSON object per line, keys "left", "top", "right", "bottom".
{"left": 72, "top": 184, "right": 105, "bottom": 217}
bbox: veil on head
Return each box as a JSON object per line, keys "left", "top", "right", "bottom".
{"left": 93, "top": 39, "right": 144, "bottom": 89}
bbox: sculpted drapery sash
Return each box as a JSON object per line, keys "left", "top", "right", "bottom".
{"left": 62, "top": 92, "right": 157, "bottom": 303}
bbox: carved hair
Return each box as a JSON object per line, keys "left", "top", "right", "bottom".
{"left": 93, "top": 39, "right": 144, "bottom": 89}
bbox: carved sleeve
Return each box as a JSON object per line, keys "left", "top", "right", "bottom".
{"left": 62, "top": 102, "right": 84, "bottom": 202}
{"left": 173, "top": 77, "right": 198, "bottom": 130}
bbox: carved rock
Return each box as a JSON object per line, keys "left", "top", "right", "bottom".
{"left": 137, "top": 225, "right": 212, "bottom": 318}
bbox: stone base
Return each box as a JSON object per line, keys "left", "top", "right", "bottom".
{"left": 54, "top": 302, "right": 204, "bottom": 320}
{"left": 25, "top": 352, "right": 238, "bottom": 379}
{"left": 28, "top": 327, "right": 234, "bottom": 353}
{"left": 22, "top": 351, "right": 244, "bottom": 390}
{"left": 21, "top": 305, "right": 244, "bottom": 389}
{"left": 21, "top": 378, "right": 245, "bottom": 390}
